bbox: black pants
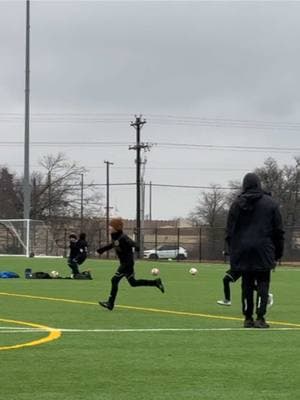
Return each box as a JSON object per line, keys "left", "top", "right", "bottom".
{"left": 241, "top": 270, "right": 271, "bottom": 319}
{"left": 68, "top": 258, "right": 80, "bottom": 275}
{"left": 108, "top": 264, "right": 158, "bottom": 306}
{"left": 223, "top": 270, "right": 242, "bottom": 301}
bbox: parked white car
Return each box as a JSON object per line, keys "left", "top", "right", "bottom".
{"left": 144, "top": 245, "right": 188, "bottom": 260}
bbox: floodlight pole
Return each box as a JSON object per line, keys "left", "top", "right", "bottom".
{"left": 26, "top": 219, "right": 30, "bottom": 257}
{"left": 24, "top": 0, "right": 31, "bottom": 222}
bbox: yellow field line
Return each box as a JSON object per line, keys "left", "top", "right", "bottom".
{"left": 0, "top": 317, "right": 61, "bottom": 351}
{"left": 1, "top": 291, "right": 300, "bottom": 328}
{"left": 0, "top": 291, "right": 96, "bottom": 305}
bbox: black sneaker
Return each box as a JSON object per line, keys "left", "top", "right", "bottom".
{"left": 244, "top": 318, "right": 254, "bottom": 328}
{"left": 99, "top": 301, "right": 114, "bottom": 311}
{"left": 156, "top": 278, "right": 165, "bottom": 293}
{"left": 254, "top": 318, "right": 270, "bottom": 329}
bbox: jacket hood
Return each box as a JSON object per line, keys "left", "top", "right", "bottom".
{"left": 242, "top": 173, "right": 262, "bottom": 192}
{"left": 238, "top": 173, "right": 263, "bottom": 211}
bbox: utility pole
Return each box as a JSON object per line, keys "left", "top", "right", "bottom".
{"left": 80, "top": 173, "right": 84, "bottom": 230}
{"left": 48, "top": 172, "right": 51, "bottom": 217}
{"left": 149, "top": 181, "right": 152, "bottom": 221}
{"left": 24, "top": 0, "right": 31, "bottom": 222}
{"left": 140, "top": 154, "right": 147, "bottom": 254}
{"left": 294, "top": 159, "right": 300, "bottom": 226}
{"left": 104, "top": 161, "right": 114, "bottom": 250}
{"left": 130, "top": 116, "right": 151, "bottom": 258}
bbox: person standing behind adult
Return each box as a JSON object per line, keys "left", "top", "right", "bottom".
{"left": 225, "top": 173, "right": 284, "bottom": 328}
{"left": 76, "top": 232, "right": 88, "bottom": 267}
{"left": 67, "top": 233, "right": 79, "bottom": 276}
{"left": 67, "top": 232, "right": 88, "bottom": 277}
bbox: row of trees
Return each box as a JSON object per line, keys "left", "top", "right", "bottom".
{"left": 190, "top": 157, "right": 300, "bottom": 229}
{"left": 0, "top": 153, "right": 104, "bottom": 220}
{"left": 2, "top": 155, "right": 299, "bottom": 227}
{"left": 1, "top": 153, "right": 299, "bottom": 225}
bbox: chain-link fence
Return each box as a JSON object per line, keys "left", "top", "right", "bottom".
{"left": 0, "top": 219, "right": 299, "bottom": 263}
{"left": 97, "top": 225, "right": 300, "bottom": 263}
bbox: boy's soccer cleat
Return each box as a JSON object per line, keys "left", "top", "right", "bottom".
{"left": 99, "top": 301, "right": 114, "bottom": 310}
{"left": 267, "top": 293, "right": 274, "bottom": 307}
{"left": 217, "top": 299, "right": 231, "bottom": 306}
{"left": 156, "top": 278, "right": 165, "bottom": 293}
{"left": 254, "top": 318, "right": 270, "bottom": 329}
{"left": 243, "top": 318, "right": 255, "bottom": 328}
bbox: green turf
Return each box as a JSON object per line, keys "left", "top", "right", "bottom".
{"left": 0, "top": 257, "right": 300, "bottom": 399}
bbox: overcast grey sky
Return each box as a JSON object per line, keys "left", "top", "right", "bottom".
{"left": 1, "top": 1, "right": 300, "bottom": 219}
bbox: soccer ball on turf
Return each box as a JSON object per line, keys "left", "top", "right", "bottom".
{"left": 50, "top": 270, "right": 59, "bottom": 278}
{"left": 151, "top": 268, "right": 160, "bottom": 276}
{"left": 189, "top": 267, "right": 198, "bottom": 276}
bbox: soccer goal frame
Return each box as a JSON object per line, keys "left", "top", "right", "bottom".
{"left": 0, "top": 219, "right": 62, "bottom": 258}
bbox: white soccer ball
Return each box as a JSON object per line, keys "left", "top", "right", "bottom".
{"left": 50, "top": 270, "right": 59, "bottom": 278}
{"left": 151, "top": 267, "right": 160, "bottom": 276}
{"left": 189, "top": 267, "right": 198, "bottom": 276}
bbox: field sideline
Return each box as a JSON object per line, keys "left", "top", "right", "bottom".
{"left": 0, "top": 256, "right": 300, "bottom": 400}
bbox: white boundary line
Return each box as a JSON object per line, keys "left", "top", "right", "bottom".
{"left": 1, "top": 327, "right": 300, "bottom": 333}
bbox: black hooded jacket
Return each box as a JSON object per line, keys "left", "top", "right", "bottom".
{"left": 226, "top": 173, "right": 284, "bottom": 271}
{"left": 97, "top": 231, "right": 138, "bottom": 266}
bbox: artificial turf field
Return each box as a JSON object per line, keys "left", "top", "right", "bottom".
{"left": 0, "top": 257, "right": 299, "bottom": 400}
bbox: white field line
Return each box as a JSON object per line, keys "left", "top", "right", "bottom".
{"left": 1, "top": 327, "right": 300, "bottom": 333}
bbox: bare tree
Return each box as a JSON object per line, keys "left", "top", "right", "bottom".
{"left": 190, "top": 184, "right": 227, "bottom": 227}
{"left": 254, "top": 157, "right": 300, "bottom": 226}
{"left": 16, "top": 153, "right": 104, "bottom": 219}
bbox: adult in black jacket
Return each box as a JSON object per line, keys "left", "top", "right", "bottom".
{"left": 97, "top": 217, "right": 165, "bottom": 310}
{"left": 226, "top": 173, "right": 284, "bottom": 328}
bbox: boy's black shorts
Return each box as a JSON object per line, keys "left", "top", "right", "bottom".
{"left": 114, "top": 263, "right": 134, "bottom": 279}
{"left": 225, "top": 269, "right": 242, "bottom": 282}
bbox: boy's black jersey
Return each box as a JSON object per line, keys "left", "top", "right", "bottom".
{"left": 97, "top": 231, "right": 138, "bottom": 266}
{"left": 69, "top": 241, "right": 78, "bottom": 259}
{"left": 69, "top": 239, "right": 88, "bottom": 263}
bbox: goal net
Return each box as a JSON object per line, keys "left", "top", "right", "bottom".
{"left": 0, "top": 219, "right": 62, "bottom": 257}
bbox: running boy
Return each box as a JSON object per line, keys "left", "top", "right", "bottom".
{"left": 97, "top": 217, "right": 165, "bottom": 310}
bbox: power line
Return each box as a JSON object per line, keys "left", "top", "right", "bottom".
{"left": 0, "top": 163, "right": 258, "bottom": 171}
{"left": 156, "top": 142, "right": 300, "bottom": 153}
{"left": 2, "top": 112, "right": 300, "bottom": 131}
{"left": 0, "top": 141, "right": 130, "bottom": 147}
{"left": 0, "top": 140, "right": 299, "bottom": 153}
{"left": 13, "top": 181, "right": 236, "bottom": 190}
{"left": 148, "top": 183, "right": 234, "bottom": 190}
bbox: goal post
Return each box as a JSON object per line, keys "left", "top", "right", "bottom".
{"left": 0, "top": 219, "right": 62, "bottom": 257}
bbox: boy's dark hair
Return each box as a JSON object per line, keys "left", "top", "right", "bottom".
{"left": 79, "top": 232, "right": 86, "bottom": 240}
{"left": 69, "top": 233, "right": 77, "bottom": 240}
